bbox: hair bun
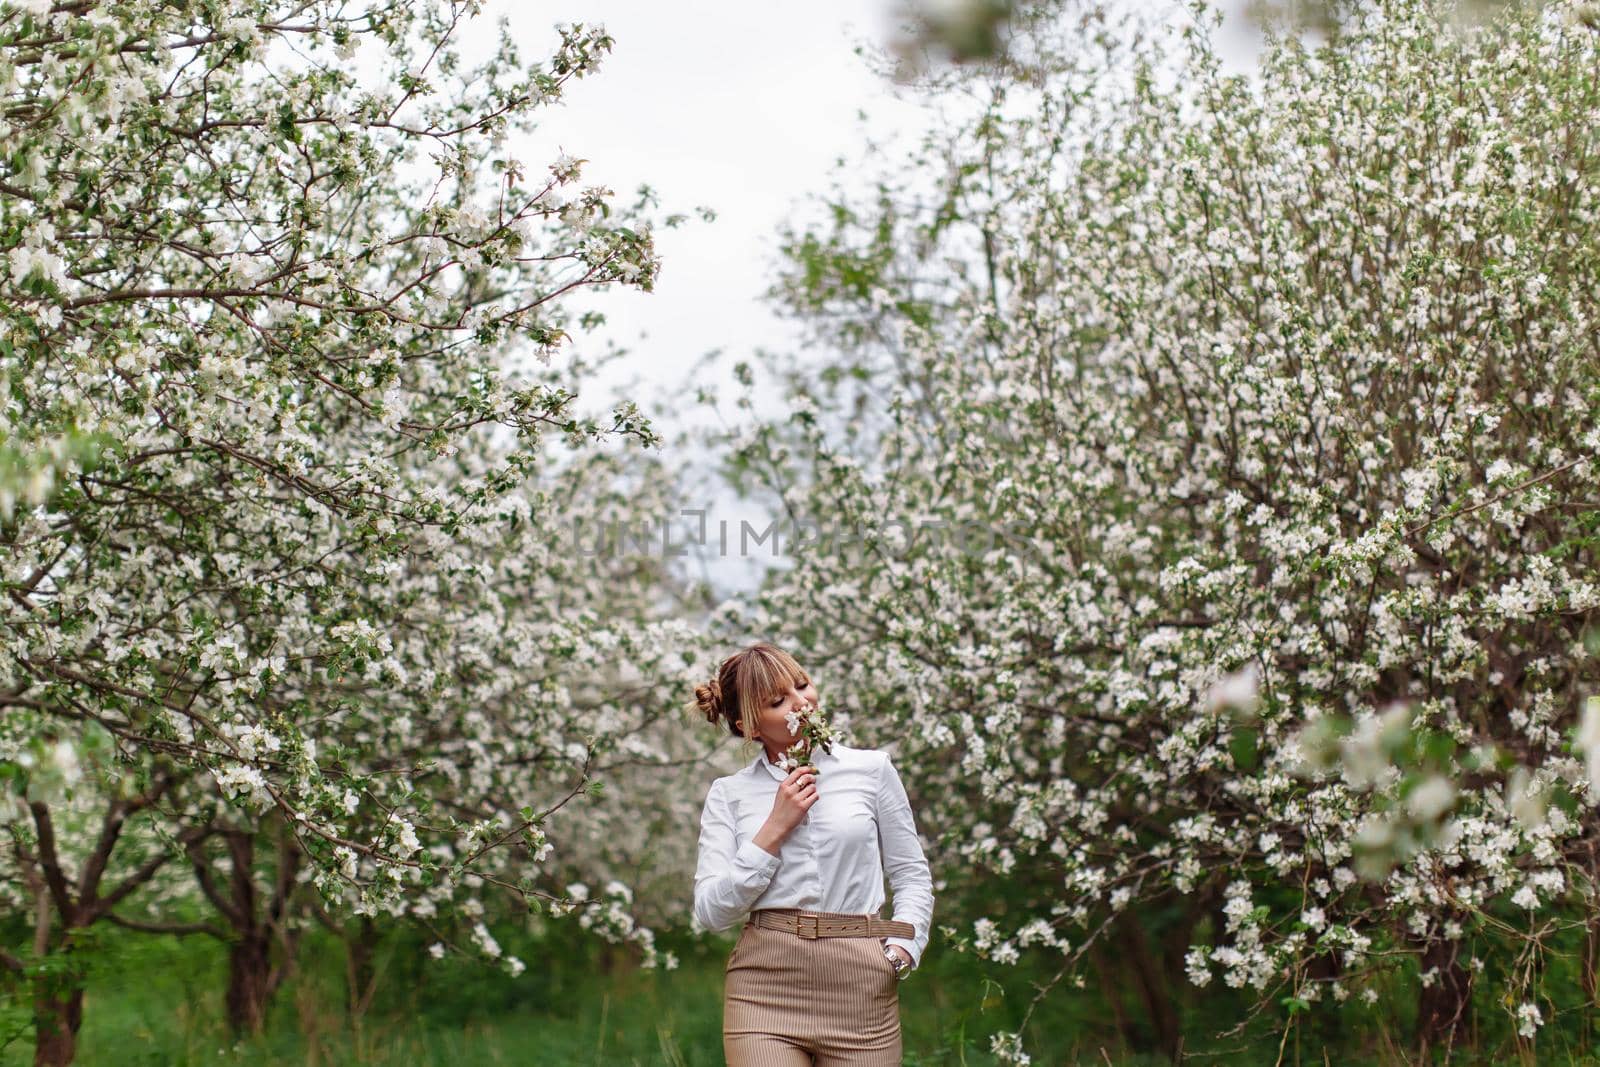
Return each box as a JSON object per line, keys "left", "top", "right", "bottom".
{"left": 694, "top": 677, "right": 724, "bottom": 725}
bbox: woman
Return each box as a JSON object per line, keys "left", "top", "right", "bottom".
{"left": 692, "top": 643, "right": 935, "bottom": 1066}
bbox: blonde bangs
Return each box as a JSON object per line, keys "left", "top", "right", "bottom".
{"left": 735, "top": 645, "right": 807, "bottom": 740}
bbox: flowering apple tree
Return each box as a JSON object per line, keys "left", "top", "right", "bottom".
{"left": 0, "top": 1, "right": 701, "bottom": 1061}
{"left": 718, "top": 0, "right": 1600, "bottom": 1059}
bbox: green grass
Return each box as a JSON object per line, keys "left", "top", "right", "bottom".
{"left": 24, "top": 917, "right": 1587, "bottom": 1065}
{"left": 3, "top": 922, "right": 1145, "bottom": 1066}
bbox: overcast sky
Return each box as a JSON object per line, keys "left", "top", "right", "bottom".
{"left": 490, "top": 2, "right": 1268, "bottom": 598}
{"left": 514, "top": 2, "right": 926, "bottom": 417}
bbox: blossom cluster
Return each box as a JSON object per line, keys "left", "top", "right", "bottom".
{"left": 777, "top": 697, "right": 842, "bottom": 771}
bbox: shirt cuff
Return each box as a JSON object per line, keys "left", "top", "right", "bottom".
{"left": 883, "top": 936, "right": 920, "bottom": 969}
{"left": 737, "top": 838, "right": 781, "bottom": 873}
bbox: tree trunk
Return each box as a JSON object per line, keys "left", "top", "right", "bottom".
{"left": 15, "top": 779, "right": 199, "bottom": 1067}
{"left": 1116, "top": 914, "right": 1183, "bottom": 1063}
{"left": 227, "top": 931, "right": 273, "bottom": 1036}
{"left": 190, "top": 825, "right": 304, "bottom": 1037}
{"left": 1415, "top": 933, "right": 1472, "bottom": 1059}
{"left": 346, "top": 916, "right": 381, "bottom": 1020}
{"left": 1086, "top": 936, "right": 1137, "bottom": 1050}
{"left": 32, "top": 986, "right": 84, "bottom": 1067}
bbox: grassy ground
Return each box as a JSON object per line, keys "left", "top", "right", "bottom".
{"left": 23, "top": 918, "right": 1583, "bottom": 1065}
{"left": 3, "top": 922, "right": 1174, "bottom": 1067}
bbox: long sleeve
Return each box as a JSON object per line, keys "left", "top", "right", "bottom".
{"left": 876, "top": 752, "right": 935, "bottom": 969}
{"left": 693, "top": 778, "right": 782, "bottom": 932}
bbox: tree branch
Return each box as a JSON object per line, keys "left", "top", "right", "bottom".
{"left": 88, "top": 825, "right": 211, "bottom": 923}
{"left": 27, "top": 802, "right": 75, "bottom": 922}
{"left": 103, "top": 911, "right": 226, "bottom": 940}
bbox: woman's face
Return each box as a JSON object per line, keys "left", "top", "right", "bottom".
{"left": 747, "top": 671, "right": 817, "bottom": 759}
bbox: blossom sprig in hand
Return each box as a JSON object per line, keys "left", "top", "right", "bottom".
{"left": 777, "top": 697, "right": 840, "bottom": 771}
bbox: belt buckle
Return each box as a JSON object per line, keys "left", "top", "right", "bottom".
{"left": 796, "top": 912, "right": 820, "bottom": 940}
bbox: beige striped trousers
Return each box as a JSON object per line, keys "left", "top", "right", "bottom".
{"left": 722, "top": 917, "right": 903, "bottom": 1065}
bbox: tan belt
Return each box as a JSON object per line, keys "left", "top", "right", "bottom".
{"left": 749, "top": 908, "right": 915, "bottom": 940}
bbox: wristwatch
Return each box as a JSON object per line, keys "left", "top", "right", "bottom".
{"left": 882, "top": 942, "right": 912, "bottom": 980}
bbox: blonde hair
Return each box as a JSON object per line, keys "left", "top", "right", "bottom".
{"left": 693, "top": 643, "right": 810, "bottom": 751}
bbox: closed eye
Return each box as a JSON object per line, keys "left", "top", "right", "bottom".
{"left": 771, "top": 680, "right": 812, "bottom": 707}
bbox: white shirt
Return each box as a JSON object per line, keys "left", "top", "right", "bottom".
{"left": 692, "top": 740, "right": 935, "bottom": 968}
